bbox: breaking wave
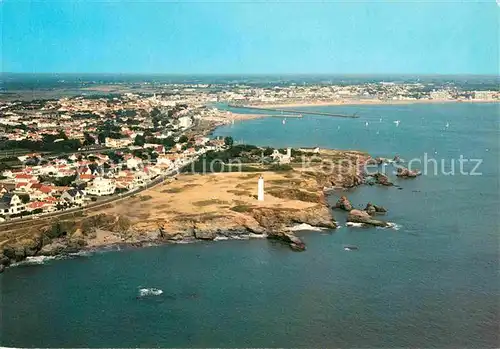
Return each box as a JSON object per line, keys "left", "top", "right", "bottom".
{"left": 345, "top": 222, "right": 365, "bottom": 228}
{"left": 138, "top": 288, "right": 163, "bottom": 297}
{"left": 376, "top": 222, "right": 402, "bottom": 230}
{"left": 387, "top": 222, "right": 401, "bottom": 230}
{"left": 289, "top": 223, "right": 326, "bottom": 232}
{"left": 10, "top": 255, "right": 62, "bottom": 266}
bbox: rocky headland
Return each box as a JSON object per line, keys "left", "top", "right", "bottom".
{"left": 0, "top": 148, "right": 370, "bottom": 271}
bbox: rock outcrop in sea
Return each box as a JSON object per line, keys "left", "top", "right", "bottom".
{"left": 372, "top": 172, "right": 394, "bottom": 186}
{"left": 347, "top": 209, "right": 389, "bottom": 227}
{"left": 335, "top": 196, "right": 353, "bottom": 211}
{"left": 396, "top": 167, "right": 421, "bottom": 178}
{"left": 364, "top": 202, "right": 387, "bottom": 215}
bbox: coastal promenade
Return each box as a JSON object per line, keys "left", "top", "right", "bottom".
{"left": 228, "top": 104, "right": 359, "bottom": 118}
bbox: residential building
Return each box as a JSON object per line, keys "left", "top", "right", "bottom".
{"left": 86, "top": 177, "right": 116, "bottom": 196}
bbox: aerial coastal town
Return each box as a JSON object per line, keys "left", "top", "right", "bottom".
{"left": 0, "top": 80, "right": 498, "bottom": 222}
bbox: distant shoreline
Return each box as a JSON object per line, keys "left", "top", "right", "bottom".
{"left": 246, "top": 99, "right": 498, "bottom": 109}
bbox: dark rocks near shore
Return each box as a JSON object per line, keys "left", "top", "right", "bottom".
{"left": 396, "top": 167, "right": 421, "bottom": 178}
{"left": 0, "top": 253, "right": 10, "bottom": 272}
{"left": 347, "top": 209, "right": 389, "bottom": 227}
{"left": 364, "top": 202, "right": 387, "bottom": 215}
{"left": 267, "top": 231, "right": 306, "bottom": 252}
{"left": 372, "top": 172, "right": 394, "bottom": 186}
{"left": 335, "top": 196, "right": 353, "bottom": 211}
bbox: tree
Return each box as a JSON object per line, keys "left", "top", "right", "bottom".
{"left": 161, "top": 136, "right": 176, "bottom": 148}
{"left": 134, "top": 134, "right": 146, "bottom": 146}
{"left": 263, "top": 147, "right": 273, "bottom": 156}
{"left": 88, "top": 162, "right": 99, "bottom": 174}
{"left": 224, "top": 136, "right": 234, "bottom": 147}
{"left": 151, "top": 107, "right": 161, "bottom": 118}
{"left": 179, "top": 135, "right": 188, "bottom": 143}
{"left": 57, "top": 130, "right": 68, "bottom": 140}
{"left": 98, "top": 132, "right": 106, "bottom": 145}
{"left": 83, "top": 132, "right": 96, "bottom": 146}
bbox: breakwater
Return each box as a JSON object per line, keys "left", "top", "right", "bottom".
{"left": 228, "top": 104, "right": 359, "bottom": 118}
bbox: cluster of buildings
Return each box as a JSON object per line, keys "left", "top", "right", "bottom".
{"left": 0, "top": 136, "right": 227, "bottom": 221}
{"left": 0, "top": 92, "right": 217, "bottom": 145}
{"left": 225, "top": 84, "right": 499, "bottom": 105}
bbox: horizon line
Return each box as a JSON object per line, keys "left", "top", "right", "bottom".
{"left": 2, "top": 72, "right": 499, "bottom": 77}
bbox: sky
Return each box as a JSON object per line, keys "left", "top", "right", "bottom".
{"left": 1, "top": 0, "right": 499, "bottom": 75}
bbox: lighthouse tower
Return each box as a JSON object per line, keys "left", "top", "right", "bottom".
{"left": 257, "top": 175, "right": 264, "bottom": 201}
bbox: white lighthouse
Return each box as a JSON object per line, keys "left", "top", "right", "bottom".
{"left": 257, "top": 175, "right": 264, "bottom": 201}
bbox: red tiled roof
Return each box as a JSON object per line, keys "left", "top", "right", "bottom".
{"left": 15, "top": 174, "right": 34, "bottom": 179}
{"left": 28, "top": 201, "right": 45, "bottom": 209}
{"left": 44, "top": 196, "right": 58, "bottom": 203}
{"left": 39, "top": 185, "right": 54, "bottom": 194}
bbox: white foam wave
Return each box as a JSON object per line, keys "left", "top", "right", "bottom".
{"left": 248, "top": 233, "right": 267, "bottom": 239}
{"left": 387, "top": 222, "right": 401, "bottom": 230}
{"left": 214, "top": 236, "right": 229, "bottom": 241}
{"left": 230, "top": 235, "right": 249, "bottom": 240}
{"left": 376, "top": 222, "right": 401, "bottom": 230}
{"left": 289, "top": 223, "right": 325, "bottom": 232}
{"left": 138, "top": 288, "right": 163, "bottom": 297}
{"left": 68, "top": 250, "right": 93, "bottom": 257}
{"left": 345, "top": 222, "right": 365, "bottom": 227}
{"left": 11, "top": 255, "right": 61, "bottom": 266}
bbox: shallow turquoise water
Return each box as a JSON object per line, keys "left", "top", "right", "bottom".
{"left": 1, "top": 103, "right": 499, "bottom": 347}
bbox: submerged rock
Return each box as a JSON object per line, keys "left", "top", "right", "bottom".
{"left": 335, "top": 196, "right": 353, "bottom": 211}
{"left": 347, "top": 209, "right": 389, "bottom": 227}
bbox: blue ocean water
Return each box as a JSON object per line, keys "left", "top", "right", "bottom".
{"left": 1, "top": 103, "right": 499, "bottom": 348}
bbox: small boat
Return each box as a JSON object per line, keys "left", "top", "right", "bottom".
{"left": 343, "top": 245, "right": 359, "bottom": 251}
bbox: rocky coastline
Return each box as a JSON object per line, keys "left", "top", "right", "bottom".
{"left": 0, "top": 149, "right": 412, "bottom": 273}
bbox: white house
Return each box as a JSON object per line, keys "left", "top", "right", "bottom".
{"left": 126, "top": 157, "right": 143, "bottom": 170}
{"left": 86, "top": 177, "right": 116, "bottom": 196}
{"left": 178, "top": 116, "right": 193, "bottom": 130}
{"left": 271, "top": 148, "right": 292, "bottom": 164}
{"left": 0, "top": 193, "right": 26, "bottom": 216}
{"left": 60, "top": 189, "right": 86, "bottom": 205}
